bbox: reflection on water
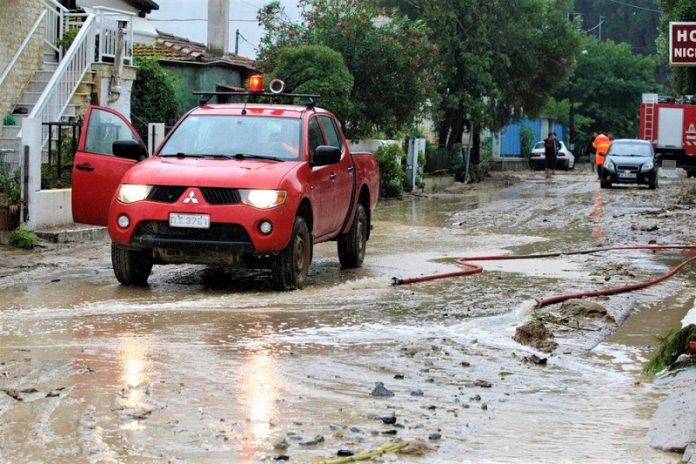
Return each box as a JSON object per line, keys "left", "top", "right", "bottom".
{"left": 120, "top": 336, "right": 151, "bottom": 431}
{"left": 592, "top": 190, "right": 605, "bottom": 242}
{"left": 237, "top": 348, "right": 279, "bottom": 462}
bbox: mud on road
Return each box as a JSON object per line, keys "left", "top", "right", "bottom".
{"left": 0, "top": 166, "right": 695, "bottom": 463}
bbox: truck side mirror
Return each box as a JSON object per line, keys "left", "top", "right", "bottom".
{"left": 113, "top": 139, "right": 148, "bottom": 161}
{"left": 311, "top": 145, "right": 341, "bottom": 167}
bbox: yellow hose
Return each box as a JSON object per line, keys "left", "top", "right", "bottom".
{"left": 315, "top": 441, "right": 409, "bottom": 464}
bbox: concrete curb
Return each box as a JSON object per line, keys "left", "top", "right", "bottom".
{"left": 34, "top": 225, "right": 108, "bottom": 243}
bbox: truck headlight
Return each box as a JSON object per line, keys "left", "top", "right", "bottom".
{"left": 239, "top": 189, "right": 287, "bottom": 209}
{"left": 117, "top": 184, "right": 152, "bottom": 203}
{"left": 641, "top": 161, "right": 654, "bottom": 171}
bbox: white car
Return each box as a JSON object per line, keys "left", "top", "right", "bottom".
{"left": 529, "top": 141, "right": 575, "bottom": 170}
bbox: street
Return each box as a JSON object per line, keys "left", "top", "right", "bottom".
{"left": 1, "top": 166, "right": 695, "bottom": 463}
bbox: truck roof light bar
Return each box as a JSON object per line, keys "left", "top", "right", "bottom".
{"left": 193, "top": 91, "right": 320, "bottom": 108}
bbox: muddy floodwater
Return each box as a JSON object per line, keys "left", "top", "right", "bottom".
{"left": 1, "top": 168, "right": 695, "bottom": 463}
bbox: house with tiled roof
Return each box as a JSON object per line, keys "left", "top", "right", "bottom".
{"left": 133, "top": 31, "right": 257, "bottom": 112}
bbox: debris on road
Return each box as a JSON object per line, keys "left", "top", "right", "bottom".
{"left": 370, "top": 382, "right": 394, "bottom": 397}
{"left": 559, "top": 299, "right": 615, "bottom": 323}
{"left": 513, "top": 320, "right": 558, "bottom": 352}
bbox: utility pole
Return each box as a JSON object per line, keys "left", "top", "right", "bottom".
{"left": 235, "top": 29, "right": 240, "bottom": 55}
{"left": 598, "top": 15, "right": 605, "bottom": 41}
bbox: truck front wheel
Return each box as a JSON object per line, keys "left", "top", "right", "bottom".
{"left": 111, "top": 243, "right": 153, "bottom": 286}
{"left": 272, "top": 216, "right": 312, "bottom": 290}
{"left": 338, "top": 203, "right": 367, "bottom": 269}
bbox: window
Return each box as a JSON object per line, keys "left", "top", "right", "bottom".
{"left": 308, "top": 117, "right": 324, "bottom": 155}
{"left": 85, "top": 109, "right": 138, "bottom": 155}
{"left": 159, "top": 115, "right": 302, "bottom": 160}
{"left": 319, "top": 116, "right": 342, "bottom": 149}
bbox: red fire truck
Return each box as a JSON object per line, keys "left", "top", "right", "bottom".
{"left": 639, "top": 93, "right": 696, "bottom": 177}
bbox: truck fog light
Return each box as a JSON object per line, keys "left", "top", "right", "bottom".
{"left": 259, "top": 221, "right": 273, "bottom": 234}
{"left": 117, "top": 214, "right": 130, "bottom": 228}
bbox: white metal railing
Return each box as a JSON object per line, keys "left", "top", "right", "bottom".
{"left": 14, "top": 3, "right": 134, "bottom": 147}
{"left": 29, "top": 14, "right": 96, "bottom": 144}
{"left": 43, "top": 0, "right": 68, "bottom": 58}
{"left": 43, "top": 0, "right": 88, "bottom": 60}
{"left": 0, "top": 10, "right": 47, "bottom": 90}
{"left": 95, "top": 7, "right": 135, "bottom": 64}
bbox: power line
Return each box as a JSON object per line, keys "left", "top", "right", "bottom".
{"left": 605, "top": 0, "right": 660, "bottom": 14}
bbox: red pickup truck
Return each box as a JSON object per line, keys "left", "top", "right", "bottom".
{"left": 71, "top": 85, "right": 380, "bottom": 290}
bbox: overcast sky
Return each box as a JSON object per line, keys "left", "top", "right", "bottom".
{"left": 148, "top": 0, "right": 299, "bottom": 59}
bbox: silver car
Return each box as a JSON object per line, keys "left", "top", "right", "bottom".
{"left": 529, "top": 141, "right": 576, "bottom": 170}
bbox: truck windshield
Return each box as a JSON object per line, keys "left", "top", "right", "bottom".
{"left": 608, "top": 143, "right": 652, "bottom": 157}
{"left": 159, "top": 115, "right": 302, "bottom": 160}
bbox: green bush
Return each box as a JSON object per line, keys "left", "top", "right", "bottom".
{"left": 375, "top": 143, "right": 405, "bottom": 198}
{"left": 8, "top": 228, "right": 37, "bottom": 249}
{"left": 268, "top": 45, "right": 353, "bottom": 122}
{"left": 3, "top": 114, "right": 16, "bottom": 126}
{"left": 132, "top": 57, "right": 180, "bottom": 139}
{"left": 520, "top": 126, "right": 536, "bottom": 158}
{"left": 54, "top": 28, "right": 79, "bottom": 50}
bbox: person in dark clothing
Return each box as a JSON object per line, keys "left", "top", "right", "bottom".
{"left": 544, "top": 132, "right": 561, "bottom": 178}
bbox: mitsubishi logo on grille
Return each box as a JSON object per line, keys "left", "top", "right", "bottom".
{"left": 183, "top": 190, "right": 199, "bottom": 204}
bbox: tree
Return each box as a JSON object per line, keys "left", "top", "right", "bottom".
{"left": 257, "top": 0, "right": 436, "bottom": 139}
{"left": 267, "top": 45, "right": 354, "bottom": 123}
{"left": 131, "top": 57, "right": 180, "bottom": 139}
{"left": 574, "top": 0, "right": 660, "bottom": 54}
{"left": 658, "top": 0, "right": 696, "bottom": 94}
{"left": 558, "top": 36, "right": 658, "bottom": 153}
{"left": 385, "top": 0, "right": 580, "bottom": 171}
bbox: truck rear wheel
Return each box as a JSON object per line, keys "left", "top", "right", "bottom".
{"left": 272, "top": 216, "right": 312, "bottom": 290}
{"left": 338, "top": 203, "right": 367, "bottom": 268}
{"left": 111, "top": 243, "right": 153, "bottom": 286}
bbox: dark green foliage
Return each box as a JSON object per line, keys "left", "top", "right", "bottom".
{"left": 520, "top": 127, "right": 536, "bottom": 158}
{"left": 562, "top": 36, "right": 657, "bottom": 143}
{"left": 3, "top": 114, "right": 16, "bottom": 126}
{"left": 375, "top": 143, "right": 405, "bottom": 198}
{"left": 54, "top": 28, "right": 79, "bottom": 50}
{"left": 8, "top": 228, "right": 37, "bottom": 249}
{"left": 258, "top": 0, "right": 436, "bottom": 139}
{"left": 0, "top": 168, "right": 20, "bottom": 208}
{"left": 132, "top": 57, "right": 180, "bottom": 139}
{"left": 574, "top": 0, "right": 660, "bottom": 54}
{"left": 643, "top": 324, "right": 696, "bottom": 374}
{"left": 268, "top": 45, "right": 354, "bottom": 122}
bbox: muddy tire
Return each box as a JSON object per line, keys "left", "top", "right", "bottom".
{"left": 111, "top": 243, "right": 153, "bottom": 286}
{"left": 600, "top": 181, "right": 611, "bottom": 189}
{"left": 338, "top": 203, "right": 367, "bottom": 268}
{"left": 272, "top": 216, "right": 312, "bottom": 290}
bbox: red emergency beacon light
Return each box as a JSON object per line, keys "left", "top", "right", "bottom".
{"left": 249, "top": 74, "right": 264, "bottom": 93}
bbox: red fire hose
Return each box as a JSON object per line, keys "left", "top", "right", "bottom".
{"left": 392, "top": 245, "right": 696, "bottom": 308}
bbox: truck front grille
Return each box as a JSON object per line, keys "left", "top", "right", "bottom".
{"left": 147, "top": 186, "right": 187, "bottom": 203}
{"left": 200, "top": 188, "right": 241, "bottom": 205}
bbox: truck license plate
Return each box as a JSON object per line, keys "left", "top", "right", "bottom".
{"left": 169, "top": 213, "right": 210, "bottom": 229}
{"left": 619, "top": 171, "right": 636, "bottom": 179}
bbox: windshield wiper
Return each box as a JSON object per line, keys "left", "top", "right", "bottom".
{"left": 160, "top": 152, "right": 203, "bottom": 158}
{"left": 233, "top": 153, "right": 284, "bottom": 162}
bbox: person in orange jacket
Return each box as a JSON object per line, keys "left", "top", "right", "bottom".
{"left": 593, "top": 131, "right": 611, "bottom": 178}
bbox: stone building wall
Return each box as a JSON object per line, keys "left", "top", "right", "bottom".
{"left": 0, "top": 0, "right": 44, "bottom": 117}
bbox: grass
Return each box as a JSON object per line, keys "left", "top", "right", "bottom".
{"left": 643, "top": 324, "right": 696, "bottom": 374}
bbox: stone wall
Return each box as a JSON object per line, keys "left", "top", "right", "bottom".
{"left": 0, "top": 0, "right": 44, "bottom": 117}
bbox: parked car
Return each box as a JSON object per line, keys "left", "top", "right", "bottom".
{"left": 529, "top": 140, "right": 575, "bottom": 170}
{"left": 600, "top": 139, "right": 658, "bottom": 189}
{"left": 71, "top": 77, "right": 380, "bottom": 290}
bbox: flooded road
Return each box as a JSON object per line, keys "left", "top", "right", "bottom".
{"left": 1, "top": 167, "right": 695, "bottom": 463}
